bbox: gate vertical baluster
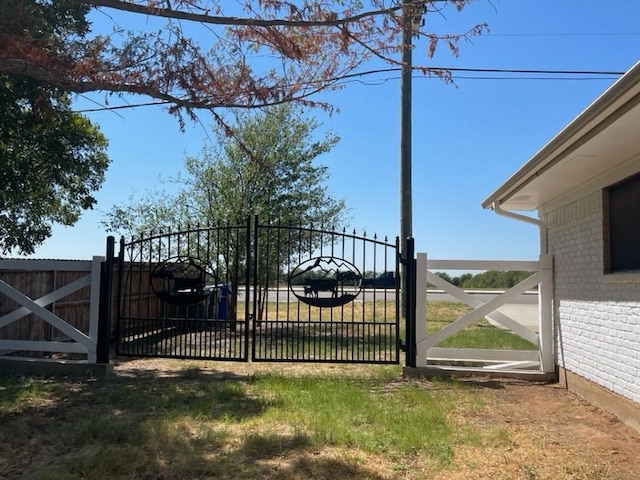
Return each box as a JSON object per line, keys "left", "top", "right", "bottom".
{"left": 150, "top": 232, "right": 158, "bottom": 357}
{"left": 125, "top": 236, "right": 133, "bottom": 356}
{"left": 124, "top": 237, "right": 132, "bottom": 356}
{"left": 230, "top": 223, "right": 236, "bottom": 357}
{"left": 269, "top": 222, "right": 276, "bottom": 360}
{"left": 183, "top": 226, "right": 190, "bottom": 358}
{"left": 296, "top": 223, "right": 304, "bottom": 359}
{"left": 295, "top": 222, "right": 303, "bottom": 361}
{"left": 131, "top": 238, "right": 138, "bottom": 356}
{"left": 129, "top": 239, "right": 134, "bottom": 356}
{"left": 327, "top": 226, "right": 332, "bottom": 361}
{"left": 242, "top": 218, "right": 250, "bottom": 361}
{"left": 226, "top": 223, "right": 233, "bottom": 358}
{"left": 311, "top": 224, "right": 317, "bottom": 361}
{"left": 397, "top": 236, "right": 403, "bottom": 363}
{"left": 157, "top": 231, "right": 166, "bottom": 351}
{"left": 205, "top": 227, "right": 212, "bottom": 358}
{"left": 284, "top": 221, "right": 291, "bottom": 360}
{"left": 275, "top": 222, "right": 283, "bottom": 359}
{"left": 165, "top": 231, "right": 172, "bottom": 357}
{"left": 329, "top": 225, "right": 335, "bottom": 360}
{"left": 158, "top": 232, "right": 166, "bottom": 357}
{"left": 190, "top": 225, "right": 199, "bottom": 357}
{"left": 370, "top": 234, "right": 379, "bottom": 362}
{"left": 214, "top": 224, "right": 221, "bottom": 357}
{"left": 349, "top": 229, "right": 356, "bottom": 361}
{"left": 251, "top": 216, "right": 259, "bottom": 360}
{"left": 130, "top": 236, "right": 138, "bottom": 356}
{"left": 258, "top": 218, "right": 278, "bottom": 359}
{"left": 225, "top": 222, "right": 232, "bottom": 358}
{"left": 218, "top": 224, "right": 224, "bottom": 357}
{"left": 360, "top": 231, "right": 367, "bottom": 362}
{"left": 135, "top": 236, "right": 141, "bottom": 356}
{"left": 215, "top": 224, "right": 221, "bottom": 356}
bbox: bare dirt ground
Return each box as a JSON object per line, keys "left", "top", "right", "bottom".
{"left": 113, "top": 359, "right": 640, "bottom": 480}
{"left": 439, "top": 377, "right": 640, "bottom": 480}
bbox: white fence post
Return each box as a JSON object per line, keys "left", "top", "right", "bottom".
{"left": 538, "top": 254, "right": 554, "bottom": 373}
{"left": 415, "top": 253, "right": 428, "bottom": 367}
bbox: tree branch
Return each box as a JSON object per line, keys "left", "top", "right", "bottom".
{"left": 81, "top": 0, "right": 408, "bottom": 28}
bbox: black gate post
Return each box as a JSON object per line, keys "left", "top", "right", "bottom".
{"left": 403, "top": 237, "right": 417, "bottom": 368}
{"left": 96, "top": 236, "right": 115, "bottom": 364}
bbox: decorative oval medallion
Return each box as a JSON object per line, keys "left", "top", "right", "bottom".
{"left": 289, "top": 256, "right": 362, "bottom": 307}
{"left": 150, "top": 256, "right": 215, "bottom": 305}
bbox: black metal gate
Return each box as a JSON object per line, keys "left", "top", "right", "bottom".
{"left": 113, "top": 218, "right": 401, "bottom": 364}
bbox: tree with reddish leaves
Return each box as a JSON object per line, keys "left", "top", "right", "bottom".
{"left": 0, "top": 1, "right": 486, "bottom": 119}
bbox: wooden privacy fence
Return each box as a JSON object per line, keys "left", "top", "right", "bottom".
{"left": 0, "top": 259, "right": 104, "bottom": 364}
{"left": 411, "top": 254, "right": 554, "bottom": 376}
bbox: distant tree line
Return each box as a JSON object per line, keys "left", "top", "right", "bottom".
{"left": 289, "top": 270, "right": 535, "bottom": 290}
{"left": 432, "top": 271, "right": 535, "bottom": 289}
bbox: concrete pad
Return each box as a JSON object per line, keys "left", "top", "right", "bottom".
{"left": 0, "top": 357, "right": 113, "bottom": 378}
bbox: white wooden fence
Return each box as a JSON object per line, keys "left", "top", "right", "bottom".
{"left": 0, "top": 258, "right": 104, "bottom": 364}
{"left": 413, "top": 254, "right": 554, "bottom": 375}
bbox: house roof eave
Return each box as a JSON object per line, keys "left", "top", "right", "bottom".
{"left": 482, "top": 61, "right": 640, "bottom": 212}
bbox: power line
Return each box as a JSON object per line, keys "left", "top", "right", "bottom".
{"left": 338, "top": 66, "right": 625, "bottom": 80}
{"left": 74, "top": 66, "right": 626, "bottom": 113}
{"left": 442, "top": 66, "right": 624, "bottom": 75}
{"left": 486, "top": 32, "right": 640, "bottom": 37}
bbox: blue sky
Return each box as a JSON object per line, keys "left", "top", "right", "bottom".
{"left": 23, "top": 0, "right": 640, "bottom": 262}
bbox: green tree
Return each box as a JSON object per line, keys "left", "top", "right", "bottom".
{"left": 183, "top": 105, "right": 344, "bottom": 227}
{"left": 461, "top": 270, "right": 534, "bottom": 289}
{"left": 104, "top": 104, "right": 345, "bottom": 233}
{"left": 0, "top": 75, "right": 109, "bottom": 254}
{"left": 103, "top": 104, "right": 346, "bottom": 319}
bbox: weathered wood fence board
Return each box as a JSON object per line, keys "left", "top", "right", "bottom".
{"left": 0, "top": 259, "right": 103, "bottom": 362}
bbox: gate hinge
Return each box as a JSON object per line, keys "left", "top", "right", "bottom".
{"left": 398, "top": 338, "right": 406, "bottom": 352}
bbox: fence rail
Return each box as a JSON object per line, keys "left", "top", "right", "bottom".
{"left": 413, "top": 254, "right": 554, "bottom": 375}
{"left": 0, "top": 258, "right": 103, "bottom": 363}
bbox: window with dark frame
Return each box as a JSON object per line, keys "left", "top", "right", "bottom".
{"left": 604, "top": 171, "right": 640, "bottom": 273}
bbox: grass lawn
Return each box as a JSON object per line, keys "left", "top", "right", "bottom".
{"left": 0, "top": 363, "right": 480, "bottom": 479}
{"left": 426, "top": 302, "right": 538, "bottom": 350}
{"left": 2, "top": 360, "right": 640, "bottom": 480}
{"left": 1, "top": 302, "right": 638, "bottom": 479}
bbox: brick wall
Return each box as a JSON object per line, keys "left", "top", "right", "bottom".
{"left": 543, "top": 191, "right": 640, "bottom": 404}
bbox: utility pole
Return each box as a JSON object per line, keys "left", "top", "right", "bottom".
{"left": 400, "top": 0, "right": 423, "bottom": 313}
{"left": 400, "top": 0, "right": 414, "bottom": 250}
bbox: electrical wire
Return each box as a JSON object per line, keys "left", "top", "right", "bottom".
{"left": 74, "top": 66, "right": 626, "bottom": 113}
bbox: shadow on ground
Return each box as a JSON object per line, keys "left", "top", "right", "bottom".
{"left": 0, "top": 366, "right": 390, "bottom": 480}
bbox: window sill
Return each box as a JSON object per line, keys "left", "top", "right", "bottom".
{"left": 602, "top": 272, "right": 640, "bottom": 284}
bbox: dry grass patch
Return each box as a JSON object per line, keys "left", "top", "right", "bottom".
{"left": 2, "top": 360, "right": 640, "bottom": 479}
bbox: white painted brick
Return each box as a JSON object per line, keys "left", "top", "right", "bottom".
{"left": 546, "top": 191, "right": 640, "bottom": 405}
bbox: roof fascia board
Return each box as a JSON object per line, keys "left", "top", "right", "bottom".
{"left": 482, "top": 61, "right": 640, "bottom": 210}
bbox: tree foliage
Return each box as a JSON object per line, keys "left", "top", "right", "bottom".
{"left": 103, "top": 104, "right": 345, "bottom": 320}
{"left": 0, "top": 1, "right": 486, "bottom": 119}
{"left": 0, "top": 75, "right": 109, "bottom": 255}
{"left": 433, "top": 271, "right": 534, "bottom": 289}
{"left": 103, "top": 103, "right": 345, "bottom": 234}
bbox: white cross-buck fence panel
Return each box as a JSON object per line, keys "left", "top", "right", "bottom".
{"left": 0, "top": 258, "right": 104, "bottom": 364}
{"left": 413, "top": 254, "right": 554, "bottom": 375}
